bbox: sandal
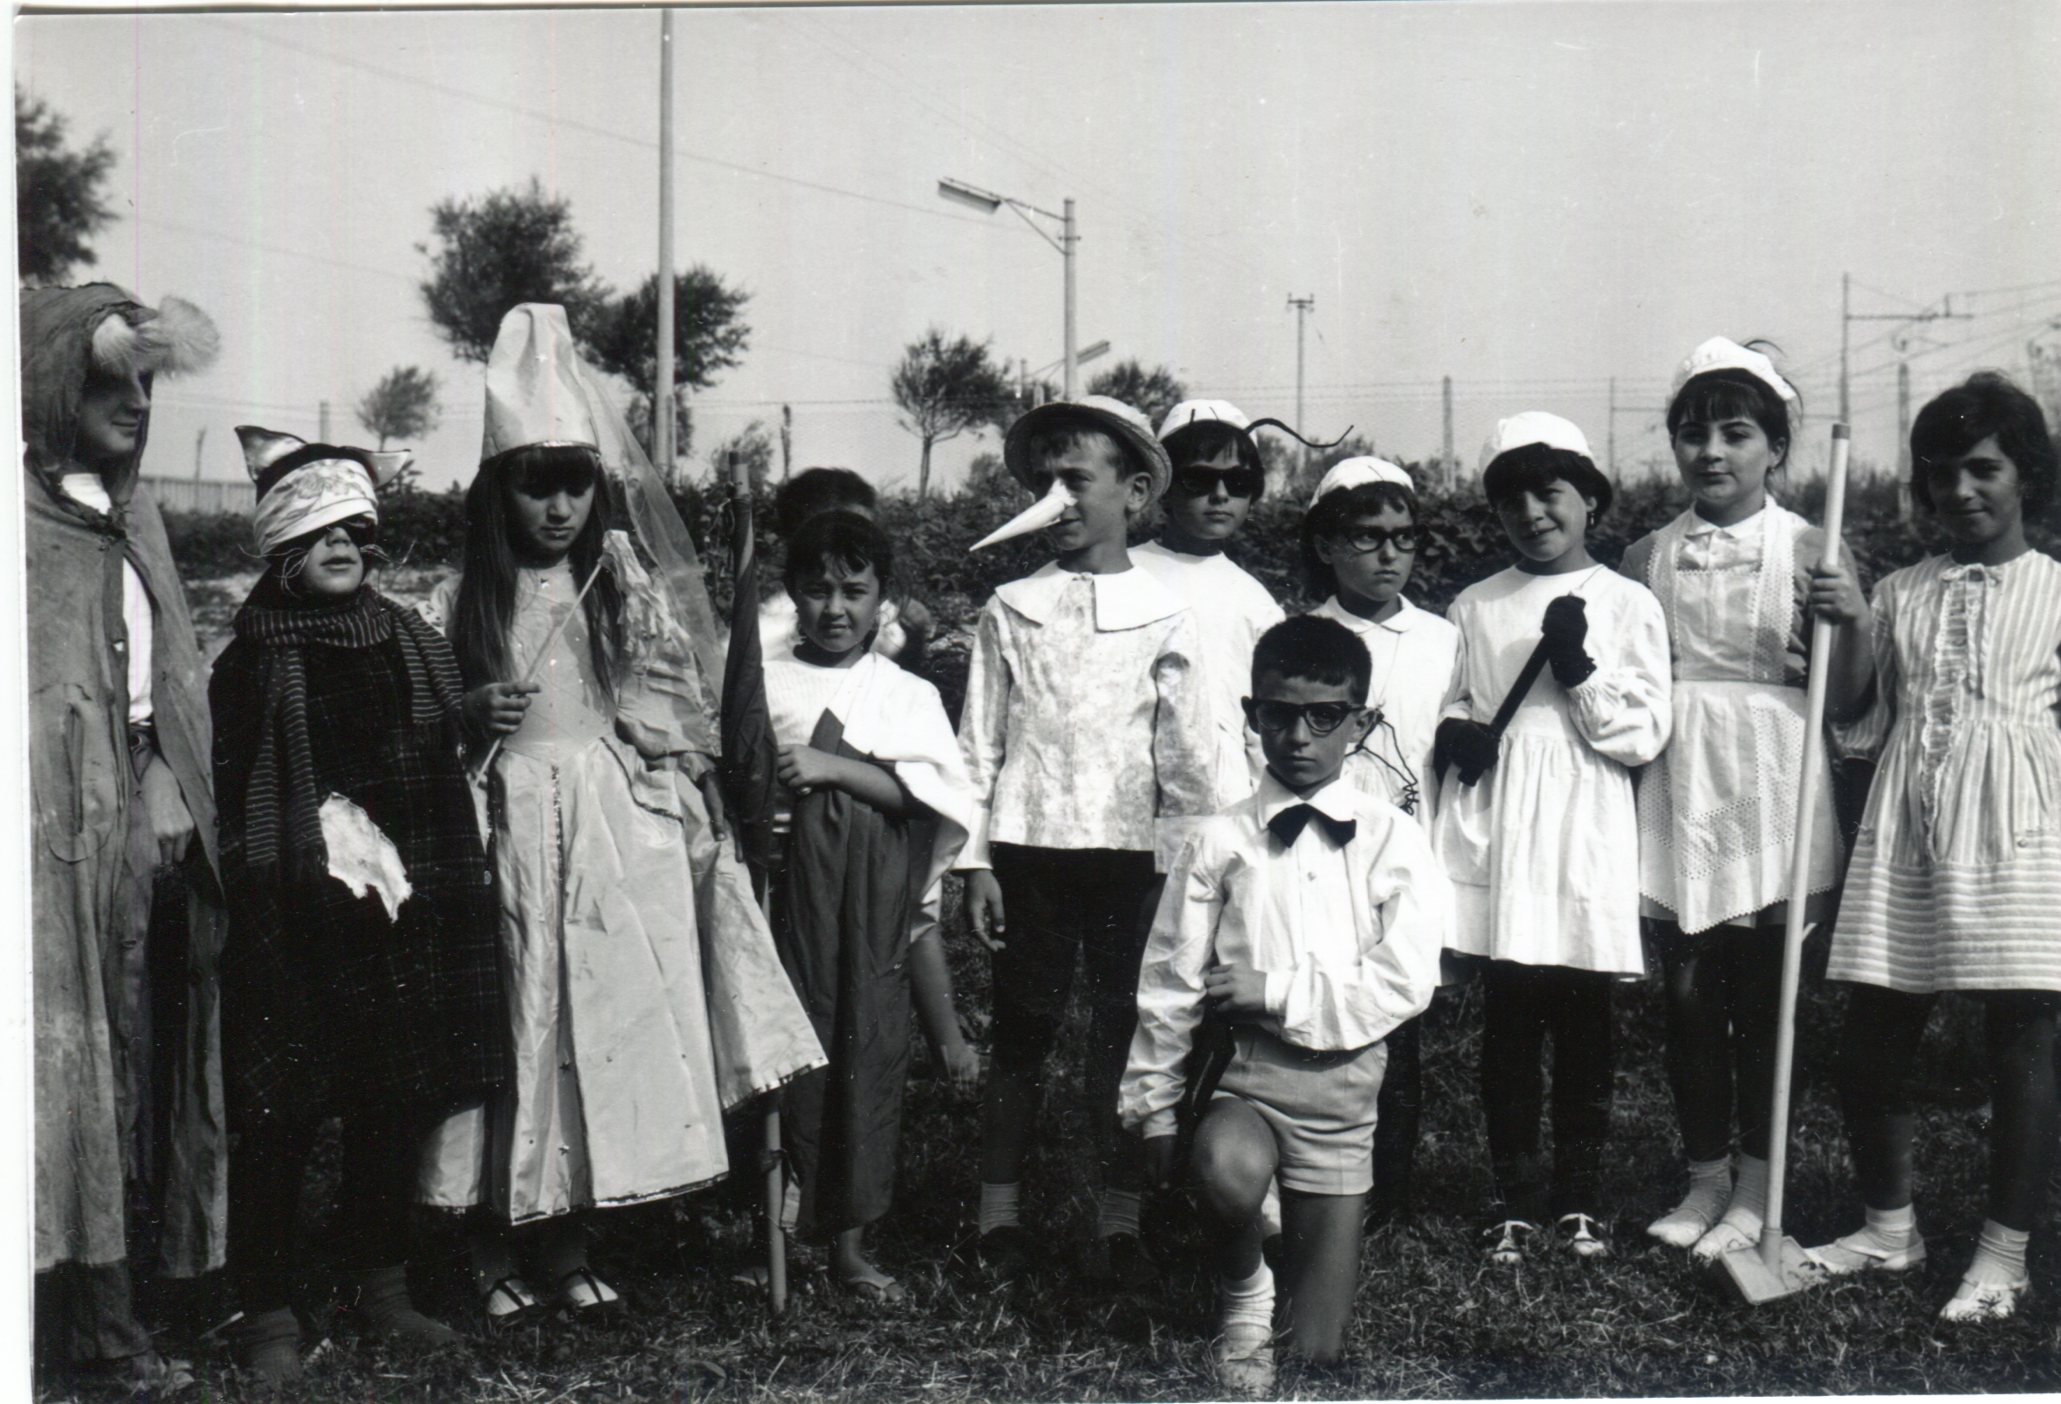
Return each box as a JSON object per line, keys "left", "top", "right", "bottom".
{"left": 1803, "top": 1229, "right": 1927, "bottom": 1276}
{"left": 1556, "top": 1213, "right": 1611, "bottom": 1261}
{"left": 1939, "top": 1274, "right": 2030, "bottom": 1323}
{"left": 1482, "top": 1218, "right": 1537, "bottom": 1265}
{"left": 552, "top": 1267, "right": 623, "bottom": 1313}
{"left": 832, "top": 1268, "right": 908, "bottom": 1305}
{"left": 481, "top": 1275, "right": 542, "bottom": 1324}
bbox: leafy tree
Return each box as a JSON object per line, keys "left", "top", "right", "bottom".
{"left": 891, "top": 330, "right": 1012, "bottom": 498}
{"left": 16, "top": 87, "right": 116, "bottom": 287}
{"left": 586, "top": 267, "right": 752, "bottom": 466}
{"left": 418, "top": 179, "right": 610, "bottom": 362}
{"left": 1086, "top": 358, "right": 1187, "bottom": 427}
{"left": 355, "top": 365, "right": 441, "bottom": 450}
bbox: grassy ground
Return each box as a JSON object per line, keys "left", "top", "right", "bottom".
{"left": 55, "top": 569, "right": 2059, "bottom": 1401}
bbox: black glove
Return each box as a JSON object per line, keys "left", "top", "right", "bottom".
{"left": 1540, "top": 595, "right": 1596, "bottom": 689}
{"left": 1434, "top": 717, "right": 1501, "bottom": 787}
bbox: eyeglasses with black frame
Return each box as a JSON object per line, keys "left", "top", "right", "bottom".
{"left": 1243, "top": 697, "right": 1366, "bottom": 736}
{"left": 1325, "top": 525, "right": 1419, "bottom": 555}
{"left": 1171, "top": 465, "right": 1264, "bottom": 499}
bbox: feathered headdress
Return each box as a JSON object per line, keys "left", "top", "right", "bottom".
{"left": 88, "top": 295, "right": 221, "bottom": 378}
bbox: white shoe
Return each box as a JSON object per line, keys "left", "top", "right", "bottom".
{"left": 1646, "top": 1203, "right": 1716, "bottom": 1249}
{"left": 1690, "top": 1214, "right": 1760, "bottom": 1264}
{"left": 1213, "top": 1327, "right": 1276, "bottom": 1398}
{"left": 1482, "top": 1219, "right": 1537, "bottom": 1265}
{"left": 1938, "top": 1274, "right": 2029, "bottom": 1323}
{"left": 1557, "top": 1213, "right": 1610, "bottom": 1260}
{"left": 1803, "top": 1229, "right": 1927, "bottom": 1275}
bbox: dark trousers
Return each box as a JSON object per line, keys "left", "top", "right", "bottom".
{"left": 228, "top": 1110, "right": 419, "bottom": 1314}
{"left": 1479, "top": 961, "right": 1616, "bottom": 1221}
{"left": 988, "top": 844, "right": 1160, "bottom": 1192}
{"left": 1654, "top": 923, "right": 1784, "bottom": 1162}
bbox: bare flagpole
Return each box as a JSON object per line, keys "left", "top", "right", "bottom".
{"left": 655, "top": 10, "right": 676, "bottom": 480}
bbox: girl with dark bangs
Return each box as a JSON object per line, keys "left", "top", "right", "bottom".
{"left": 416, "top": 305, "right": 822, "bottom": 1325}
{"left": 1622, "top": 339, "right": 1872, "bottom": 1262}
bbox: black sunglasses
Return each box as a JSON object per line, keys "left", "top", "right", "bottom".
{"left": 1243, "top": 698, "right": 1364, "bottom": 737}
{"left": 1172, "top": 465, "right": 1263, "bottom": 499}
{"left": 1327, "top": 526, "right": 1419, "bottom": 555}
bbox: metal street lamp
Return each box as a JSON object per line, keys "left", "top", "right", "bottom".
{"left": 939, "top": 177, "right": 1080, "bottom": 399}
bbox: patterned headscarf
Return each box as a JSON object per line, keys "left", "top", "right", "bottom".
{"left": 238, "top": 425, "right": 411, "bottom": 556}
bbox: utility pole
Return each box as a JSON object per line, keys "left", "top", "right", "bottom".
{"left": 1061, "top": 199, "right": 1078, "bottom": 400}
{"left": 193, "top": 426, "right": 206, "bottom": 480}
{"left": 655, "top": 9, "right": 677, "bottom": 479}
{"left": 1441, "top": 375, "right": 1455, "bottom": 492}
{"left": 318, "top": 401, "right": 330, "bottom": 442}
{"left": 1896, "top": 361, "right": 1913, "bottom": 523}
{"left": 780, "top": 403, "right": 793, "bottom": 482}
{"left": 1842, "top": 276, "right": 1972, "bottom": 438}
{"left": 1288, "top": 294, "right": 1315, "bottom": 481}
{"left": 1607, "top": 377, "right": 1618, "bottom": 479}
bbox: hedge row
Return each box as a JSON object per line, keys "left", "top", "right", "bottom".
{"left": 164, "top": 473, "right": 2054, "bottom": 722}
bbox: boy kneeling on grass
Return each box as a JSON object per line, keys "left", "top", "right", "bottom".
{"left": 1121, "top": 616, "right": 1451, "bottom": 1396}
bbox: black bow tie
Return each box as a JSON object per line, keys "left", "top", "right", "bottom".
{"left": 1267, "top": 803, "right": 1356, "bottom": 849}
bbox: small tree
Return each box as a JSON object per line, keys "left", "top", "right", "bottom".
{"left": 355, "top": 366, "right": 441, "bottom": 450}
{"left": 1086, "top": 359, "right": 1187, "bottom": 427}
{"left": 418, "top": 179, "right": 610, "bottom": 363}
{"left": 586, "top": 267, "right": 752, "bottom": 467}
{"left": 16, "top": 87, "right": 116, "bottom": 287}
{"left": 891, "top": 329, "right": 1011, "bottom": 498}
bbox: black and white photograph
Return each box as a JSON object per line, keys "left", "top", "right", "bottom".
{"left": 8, "top": 1, "right": 2061, "bottom": 1398}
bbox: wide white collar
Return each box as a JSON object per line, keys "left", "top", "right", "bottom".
{"left": 994, "top": 560, "right": 1187, "bottom": 630}
{"left": 1683, "top": 504, "right": 1767, "bottom": 538}
{"left": 1319, "top": 594, "right": 1424, "bottom": 636}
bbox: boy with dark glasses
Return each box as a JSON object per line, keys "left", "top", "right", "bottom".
{"left": 1123, "top": 615, "right": 1450, "bottom": 1395}
{"left": 1133, "top": 401, "right": 1287, "bottom": 800}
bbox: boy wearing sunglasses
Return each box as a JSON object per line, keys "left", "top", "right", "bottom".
{"left": 1123, "top": 616, "right": 1449, "bottom": 1395}
{"left": 1133, "top": 401, "right": 1287, "bottom": 798}
{"left": 1300, "top": 457, "right": 1460, "bottom": 1226}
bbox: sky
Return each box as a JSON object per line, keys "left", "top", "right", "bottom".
{"left": 13, "top": 1, "right": 2061, "bottom": 495}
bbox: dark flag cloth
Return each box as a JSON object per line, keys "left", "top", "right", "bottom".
{"left": 718, "top": 468, "right": 784, "bottom": 887}
{"left": 774, "top": 709, "right": 914, "bottom": 1241}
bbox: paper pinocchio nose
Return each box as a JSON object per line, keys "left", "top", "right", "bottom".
{"left": 971, "top": 479, "right": 1076, "bottom": 553}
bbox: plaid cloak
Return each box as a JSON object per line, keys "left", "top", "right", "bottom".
{"left": 211, "top": 630, "right": 507, "bottom": 1128}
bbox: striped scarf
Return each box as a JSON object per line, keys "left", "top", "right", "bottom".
{"left": 232, "top": 579, "right": 465, "bottom": 883}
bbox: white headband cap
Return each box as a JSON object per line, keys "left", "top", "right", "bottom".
{"left": 1479, "top": 411, "right": 1593, "bottom": 473}
{"left": 1156, "top": 399, "right": 1252, "bottom": 440}
{"left": 1308, "top": 456, "right": 1414, "bottom": 508}
{"left": 1671, "top": 336, "right": 1801, "bottom": 423}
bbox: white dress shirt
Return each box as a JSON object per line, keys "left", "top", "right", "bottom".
{"left": 1132, "top": 540, "right": 1285, "bottom": 796}
{"left": 955, "top": 561, "right": 1219, "bottom": 870}
{"left": 1120, "top": 772, "right": 1451, "bottom": 1140}
{"left": 61, "top": 471, "right": 153, "bottom": 725}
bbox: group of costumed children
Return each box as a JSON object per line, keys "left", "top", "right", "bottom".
{"left": 35, "top": 279, "right": 2060, "bottom": 1397}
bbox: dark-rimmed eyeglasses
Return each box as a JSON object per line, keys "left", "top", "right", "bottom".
{"left": 1326, "top": 526, "right": 1419, "bottom": 555}
{"left": 1243, "top": 698, "right": 1364, "bottom": 736}
{"left": 1172, "top": 466, "right": 1263, "bottom": 499}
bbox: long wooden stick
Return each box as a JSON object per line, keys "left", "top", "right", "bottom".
{"left": 1758, "top": 423, "right": 1852, "bottom": 1269}
{"left": 472, "top": 554, "right": 610, "bottom": 777}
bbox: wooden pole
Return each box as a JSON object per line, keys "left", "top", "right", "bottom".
{"left": 655, "top": 10, "right": 677, "bottom": 479}
{"left": 1758, "top": 423, "right": 1851, "bottom": 1268}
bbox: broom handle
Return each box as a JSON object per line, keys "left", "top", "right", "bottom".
{"left": 472, "top": 554, "right": 611, "bottom": 778}
{"left": 1760, "top": 424, "right": 1851, "bottom": 1266}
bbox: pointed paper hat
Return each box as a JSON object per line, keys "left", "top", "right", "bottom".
{"left": 237, "top": 424, "right": 409, "bottom": 554}
{"left": 482, "top": 303, "right": 600, "bottom": 461}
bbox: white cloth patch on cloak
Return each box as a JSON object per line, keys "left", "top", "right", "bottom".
{"left": 319, "top": 794, "right": 412, "bottom": 921}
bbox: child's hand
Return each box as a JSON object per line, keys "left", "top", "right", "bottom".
{"left": 964, "top": 870, "right": 1007, "bottom": 953}
{"left": 1144, "top": 1134, "right": 1179, "bottom": 1191}
{"left": 1434, "top": 717, "right": 1500, "bottom": 786}
{"left": 1205, "top": 963, "right": 1269, "bottom": 1020}
{"left": 1808, "top": 551, "right": 1868, "bottom": 626}
{"left": 939, "top": 1040, "right": 982, "bottom": 1095}
{"left": 695, "top": 769, "right": 734, "bottom": 849}
{"left": 139, "top": 753, "right": 195, "bottom": 867}
{"left": 775, "top": 744, "right": 838, "bottom": 794}
{"left": 463, "top": 681, "right": 539, "bottom": 738}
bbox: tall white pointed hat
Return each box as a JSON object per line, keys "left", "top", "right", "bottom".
{"left": 482, "top": 303, "right": 599, "bottom": 461}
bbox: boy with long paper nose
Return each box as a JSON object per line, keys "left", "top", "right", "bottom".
{"left": 956, "top": 396, "right": 1220, "bottom": 1287}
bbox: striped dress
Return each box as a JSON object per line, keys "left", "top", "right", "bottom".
{"left": 1829, "top": 550, "right": 2061, "bottom": 992}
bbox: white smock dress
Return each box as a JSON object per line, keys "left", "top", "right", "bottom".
{"left": 1830, "top": 551, "right": 2061, "bottom": 993}
{"left": 1626, "top": 505, "right": 1840, "bottom": 934}
{"left": 1432, "top": 565, "right": 1672, "bottom": 974}
{"left": 418, "top": 565, "right": 813, "bottom": 1221}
